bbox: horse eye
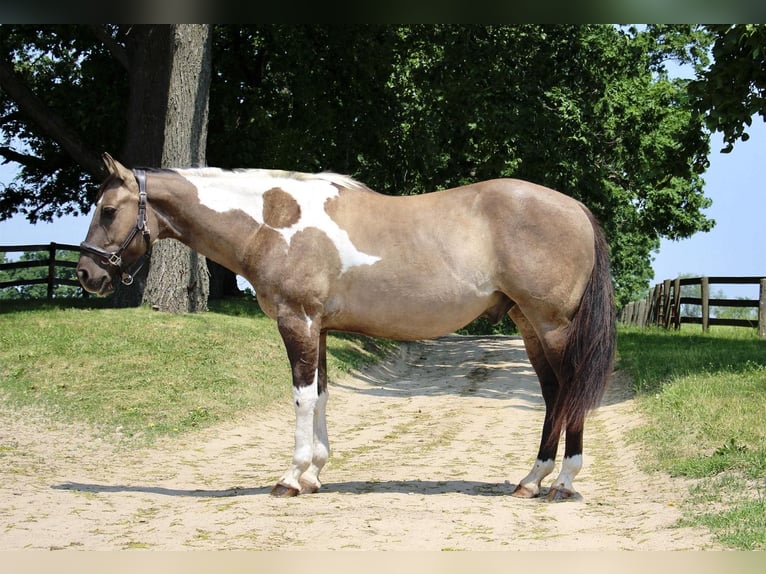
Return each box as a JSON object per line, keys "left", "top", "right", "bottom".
{"left": 101, "top": 206, "right": 117, "bottom": 219}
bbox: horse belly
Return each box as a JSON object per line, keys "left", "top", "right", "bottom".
{"left": 324, "top": 286, "right": 506, "bottom": 341}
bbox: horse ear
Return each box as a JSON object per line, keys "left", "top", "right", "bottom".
{"left": 101, "top": 153, "right": 134, "bottom": 183}
{"left": 102, "top": 152, "right": 118, "bottom": 174}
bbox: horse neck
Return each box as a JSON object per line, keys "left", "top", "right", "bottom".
{"left": 145, "top": 170, "right": 258, "bottom": 275}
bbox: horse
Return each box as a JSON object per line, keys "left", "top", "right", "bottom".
{"left": 77, "top": 153, "right": 615, "bottom": 501}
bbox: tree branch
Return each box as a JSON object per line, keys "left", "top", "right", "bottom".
{"left": 0, "top": 146, "right": 49, "bottom": 169}
{"left": 89, "top": 25, "right": 130, "bottom": 70}
{"left": 0, "top": 56, "right": 105, "bottom": 178}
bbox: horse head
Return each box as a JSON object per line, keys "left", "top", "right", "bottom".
{"left": 76, "top": 153, "right": 154, "bottom": 295}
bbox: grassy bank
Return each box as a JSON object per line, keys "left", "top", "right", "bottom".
{"left": 618, "top": 325, "right": 766, "bottom": 550}
{"left": 0, "top": 297, "right": 395, "bottom": 444}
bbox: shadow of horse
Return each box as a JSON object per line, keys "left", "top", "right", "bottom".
{"left": 51, "top": 479, "right": 573, "bottom": 500}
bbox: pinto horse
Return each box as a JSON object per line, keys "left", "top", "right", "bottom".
{"left": 77, "top": 153, "right": 615, "bottom": 501}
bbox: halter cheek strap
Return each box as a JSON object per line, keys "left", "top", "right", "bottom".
{"left": 80, "top": 169, "right": 152, "bottom": 286}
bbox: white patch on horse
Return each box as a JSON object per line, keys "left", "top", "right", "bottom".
{"left": 516, "top": 457, "right": 555, "bottom": 496}
{"left": 550, "top": 454, "right": 582, "bottom": 492}
{"left": 179, "top": 168, "right": 380, "bottom": 273}
{"left": 277, "top": 370, "right": 320, "bottom": 492}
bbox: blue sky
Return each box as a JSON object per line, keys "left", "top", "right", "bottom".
{"left": 1, "top": 120, "right": 764, "bottom": 300}
{"left": 651, "top": 121, "right": 764, "bottom": 299}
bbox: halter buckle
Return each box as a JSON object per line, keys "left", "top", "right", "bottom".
{"left": 107, "top": 253, "right": 123, "bottom": 268}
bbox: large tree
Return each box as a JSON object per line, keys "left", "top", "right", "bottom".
{"left": 116, "top": 24, "right": 212, "bottom": 312}
{"left": 0, "top": 24, "right": 212, "bottom": 312}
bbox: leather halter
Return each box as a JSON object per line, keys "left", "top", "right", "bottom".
{"left": 79, "top": 169, "right": 152, "bottom": 286}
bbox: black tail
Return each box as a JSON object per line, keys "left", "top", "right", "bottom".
{"left": 548, "top": 208, "right": 616, "bottom": 446}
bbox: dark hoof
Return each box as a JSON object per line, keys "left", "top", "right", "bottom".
{"left": 511, "top": 484, "right": 538, "bottom": 499}
{"left": 270, "top": 483, "right": 300, "bottom": 497}
{"left": 545, "top": 487, "right": 579, "bottom": 502}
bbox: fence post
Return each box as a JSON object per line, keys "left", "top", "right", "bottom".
{"left": 664, "top": 279, "right": 674, "bottom": 329}
{"left": 650, "top": 283, "right": 661, "bottom": 325}
{"left": 47, "top": 242, "right": 56, "bottom": 300}
{"left": 642, "top": 293, "right": 652, "bottom": 326}
{"left": 759, "top": 278, "right": 766, "bottom": 339}
{"left": 701, "top": 276, "right": 709, "bottom": 333}
{"left": 624, "top": 302, "right": 634, "bottom": 325}
{"left": 672, "top": 277, "right": 682, "bottom": 329}
{"left": 662, "top": 279, "right": 672, "bottom": 329}
{"left": 636, "top": 298, "right": 646, "bottom": 327}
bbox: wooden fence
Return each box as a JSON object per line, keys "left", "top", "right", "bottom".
{"left": 0, "top": 243, "right": 82, "bottom": 299}
{"left": 621, "top": 276, "right": 766, "bottom": 338}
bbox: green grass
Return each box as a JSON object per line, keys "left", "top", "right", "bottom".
{"left": 0, "top": 297, "right": 395, "bottom": 444}
{"left": 618, "top": 325, "right": 766, "bottom": 550}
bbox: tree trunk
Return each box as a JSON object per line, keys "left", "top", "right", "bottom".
{"left": 207, "top": 259, "right": 242, "bottom": 299}
{"left": 112, "top": 25, "right": 212, "bottom": 312}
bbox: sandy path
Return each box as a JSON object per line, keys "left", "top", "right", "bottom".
{"left": 0, "top": 335, "right": 720, "bottom": 550}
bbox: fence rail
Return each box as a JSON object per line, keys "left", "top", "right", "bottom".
{"left": 0, "top": 243, "right": 82, "bottom": 299}
{"left": 621, "top": 276, "right": 766, "bottom": 338}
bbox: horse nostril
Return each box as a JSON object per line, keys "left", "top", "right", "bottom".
{"left": 77, "top": 267, "right": 89, "bottom": 284}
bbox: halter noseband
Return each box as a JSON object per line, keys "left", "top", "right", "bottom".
{"left": 80, "top": 169, "right": 152, "bottom": 286}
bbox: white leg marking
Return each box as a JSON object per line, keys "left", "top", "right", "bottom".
{"left": 550, "top": 454, "right": 583, "bottom": 493}
{"left": 299, "top": 388, "right": 330, "bottom": 494}
{"left": 517, "top": 458, "right": 555, "bottom": 496}
{"left": 278, "top": 371, "right": 320, "bottom": 492}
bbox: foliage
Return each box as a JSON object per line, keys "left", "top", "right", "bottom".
{"left": 618, "top": 325, "right": 766, "bottom": 549}
{"left": 457, "top": 314, "right": 517, "bottom": 336}
{"left": 689, "top": 24, "right": 766, "bottom": 152}
{"left": 0, "top": 25, "right": 126, "bottom": 221}
{"left": 1, "top": 25, "right": 722, "bottom": 306}
{"left": 0, "top": 248, "right": 81, "bottom": 299}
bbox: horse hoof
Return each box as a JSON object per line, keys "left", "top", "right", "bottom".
{"left": 545, "top": 487, "right": 577, "bottom": 502}
{"left": 299, "top": 483, "right": 320, "bottom": 495}
{"left": 270, "top": 483, "right": 300, "bottom": 497}
{"left": 511, "top": 484, "right": 538, "bottom": 499}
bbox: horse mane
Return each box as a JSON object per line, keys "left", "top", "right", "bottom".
{"left": 165, "top": 166, "right": 371, "bottom": 191}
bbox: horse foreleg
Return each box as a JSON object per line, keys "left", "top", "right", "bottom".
{"left": 271, "top": 369, "right": 320, "bottom": 497}
{"left": 296, "top": 332, "right": 330, "bottom": 494}
{"left": 271, "top": 313, "right": 323, "bottom": 497}
{"left": 296, "top": 389, "right": 328, "bottom": 494}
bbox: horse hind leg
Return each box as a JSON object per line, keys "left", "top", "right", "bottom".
{"left": 508, "top": 307, "right": 561, "bottom": 499}
{"left": 512, "top": 309, "right": 588, "bottom": 502}
{"left": 537, "top": 322, "right": 587, "bottom": 502}
{"left": 546, "top": 425, "right": 583, "bottom": 502}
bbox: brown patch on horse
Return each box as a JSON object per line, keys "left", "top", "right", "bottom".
{"left": 263, "top": 187, "right": 301, "bottom": 228}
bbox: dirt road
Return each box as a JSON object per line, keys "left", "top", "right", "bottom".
{"left": 0, "top": 335, "right": 720, "bottom": 550}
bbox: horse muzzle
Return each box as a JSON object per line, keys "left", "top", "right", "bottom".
{"left": 76, "top": 257, "right": 116, "bottom": 296}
